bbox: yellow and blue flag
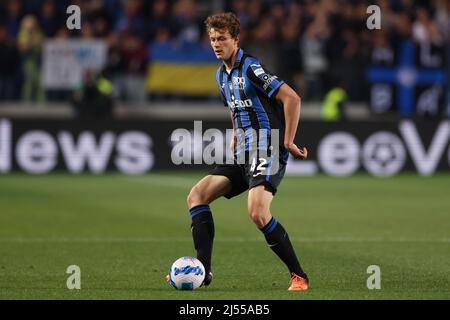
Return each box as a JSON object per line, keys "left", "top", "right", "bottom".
{"left": 147, "top": 42, "right": 220, "bottom": 96}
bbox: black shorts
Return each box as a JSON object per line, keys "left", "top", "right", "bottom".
{"left": 209, "top": 154, "right": 287, "bottom": 199}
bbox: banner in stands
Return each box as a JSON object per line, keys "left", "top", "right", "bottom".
{"left": 367, "top": 41, "right": 447, "bottom": 117}
{"left": 42, "top": 40, "right": 107, "bottom": 90}
{"left": 146, "top": 42, "right": 219, "bottom": 96}
{"left": 0, "top": 118, "right": 449, "bottom": 176}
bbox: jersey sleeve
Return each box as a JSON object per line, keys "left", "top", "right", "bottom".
{"left": 246, "top": 61, "right": 285, "bottom": 98}
{"left": 215, "top": 67, "right": 228, "bottom": 107}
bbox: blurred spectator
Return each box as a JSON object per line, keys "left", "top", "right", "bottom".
{"left": 370, "top": 30, "right": 394, "bottom": 65}
{"left": 246, "top": 0, "right": 265, "bottom": 29}
{"left": 119, "top": 32, "right": 148, "bottom": 104}
{"left": 92, "top": 16, "right": 110, "bottom": 38}
{"left": 321, "top": 80, "right": 348, "bottom": 121}
{"left": 104, "top": 32, "right": 125, "bottom": 99}
{"left": 392, "top": 12, "right": 413, "bottom": 43}
{"left": 4, "top": 0, "right": 23, "bottom": 37}
{"left": 171, "top": 0, "right": 202, "bottom": 44}
{"left": 146, "top": 0, "right": 171, "bottom": 42}
{"left": 115, "top": 0, "right": 146, "bottom": 40}
{"left": 39, "top": 0, "right": 61, "bottom": 37}
{"left": 329, "top": 28, "right": 367, "bottom": 101}
{"left": 270, "top": 2, "right": 286, "bottom": 30}
{"left": 246, "top": 16, "right": 279, "bottom": 74}
{"left": 435, "top": 0, "right": 450, "bottom": 40}
{"left": 0, "top": 24, "right": 20, "bottom": 100}
{"left": 150, "top": 26, "right": 173, "bottom": 49}
{"left": 54, "top": 26, "right": 70, "bottom": 39}
{"left": 77, "top": 0, "right": 106, "bottom": 21}
{"left": 278, "top": 19, "right": 303, "bottom": 94}
{"left": 17, "top": 15, "right": 46, "bottom": 103}
{"left": 80, "top": 21, "right": 95, "bottom": 39}
{"left": 103, "top": 0, "right": 123, "bottom": 28}
{"left": 71, "top": 69, "right": 114, "bottom": 120}
{"left": 376, "top": 0, "right": 397, "bottom": 30}
{"left": 286, "top": 0, "right": 302, "bottom": 22}
{"left": 300, "top": 13, "right": 330, "bottom": 100}
{"left": 45, "top": 26, "right": 72, "bottom": 102}
{"left": 412, "top": 6, "right": 444, "bottom": 45}
{"left": 228, "top": 0, "right": 249, "bottom": 27}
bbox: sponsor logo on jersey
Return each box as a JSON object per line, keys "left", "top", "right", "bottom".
{"left": 263, "top": 75, "right": 278, "bottom": 90}
{"left": 232, "top": 77, "right": 246, "bottom": 90}
{"left": 228, "top": 98, "right": 253, "bottom": 109}
{"left": 254, "top": 67, "right": 265, "bottom": 76}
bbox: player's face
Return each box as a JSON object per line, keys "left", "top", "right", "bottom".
{"left": 209, "top": 28, "right": 238, "bottom": 61}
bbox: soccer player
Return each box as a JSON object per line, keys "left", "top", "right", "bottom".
{"left": 168, "top": 12, "right": 310, "bottom": 291}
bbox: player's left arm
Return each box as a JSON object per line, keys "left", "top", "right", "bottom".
{"left": 275, "top": 84, "right": 308, "bottom": 160}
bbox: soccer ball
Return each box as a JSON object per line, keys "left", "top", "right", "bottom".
{"left": 168, "top": 256, "right": 205, "bottom": 290}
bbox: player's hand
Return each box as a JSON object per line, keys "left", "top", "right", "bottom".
{"left": 285, "top": 143, "right": 308, "bottom": 160}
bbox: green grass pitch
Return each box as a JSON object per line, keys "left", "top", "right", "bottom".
{"left": 0, "top": 173, "right": 449, "bottom": 299}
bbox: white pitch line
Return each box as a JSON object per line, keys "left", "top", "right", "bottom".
{"left": 0, "top": 237, "right": 449, "bottom": 243}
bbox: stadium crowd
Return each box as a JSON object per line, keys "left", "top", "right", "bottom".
{"left": 0, "top": 0, "right": 449, "bottom": 106}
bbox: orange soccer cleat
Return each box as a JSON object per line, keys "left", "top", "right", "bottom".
{"left": 288, "top": 273, "right": 310, "bottom": 291}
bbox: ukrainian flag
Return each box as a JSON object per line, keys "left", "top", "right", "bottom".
{"left": 147, "top": 42, "right": 220, "bottom": 96}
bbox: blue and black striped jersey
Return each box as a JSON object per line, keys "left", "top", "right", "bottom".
{"left": 215, "top": 48, "right": 287, "bottom": 158}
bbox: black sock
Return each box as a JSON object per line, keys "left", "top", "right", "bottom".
{"left": 260, "top": 217, "right": 307, "bottom": 279}
{"left": 190, "top": 205, "right": 214, "bottom": 273}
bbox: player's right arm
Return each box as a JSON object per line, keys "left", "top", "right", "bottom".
{"left": 275, "top": 84, "right": 308, "bottom": 160}
{"left": 246, "top": 58, "right": 307, "bottom": 160}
